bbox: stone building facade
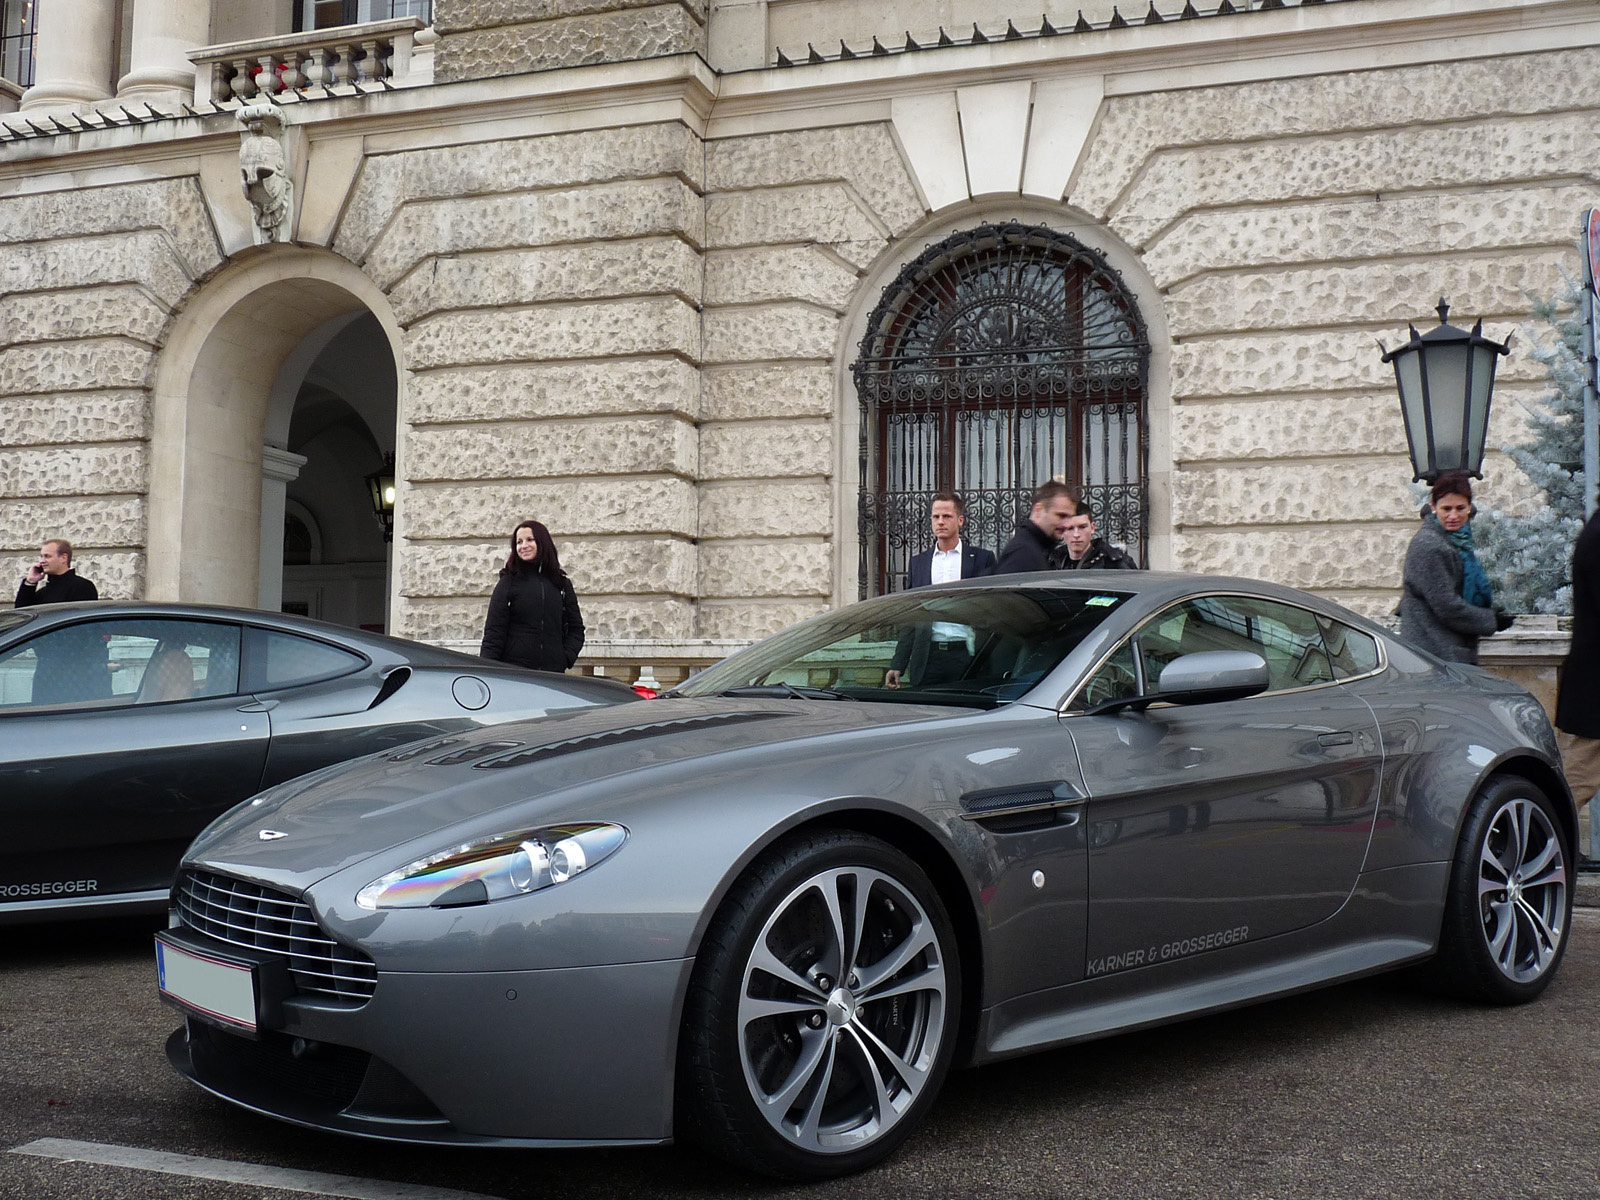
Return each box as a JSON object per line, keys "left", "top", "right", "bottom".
{"left": 0, "top": 0, "right": 1595, "bottom": 673}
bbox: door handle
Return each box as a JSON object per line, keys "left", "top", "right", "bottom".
{"left": 237, "top": 700, "right": 279, "bottom": 713}
{"left": 1317, "top": 731, "right": 1354, "bottom": 747}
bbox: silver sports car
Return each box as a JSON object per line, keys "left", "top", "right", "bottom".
{"left": 0, "top": 601, "right": 634, "bottom": 924}
{"left": 158, "top": 574, "right": 1576, "bottom": 1179}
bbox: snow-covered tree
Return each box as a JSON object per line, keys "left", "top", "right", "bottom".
{"left": 1474, "top": 271, "right": 1590, "bottom": 615}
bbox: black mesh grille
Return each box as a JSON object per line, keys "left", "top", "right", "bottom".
{"left": 189, "top": 1021, "right": 372, "bottom": 1108}
{"left": 175, "top": 870, "right": 376, "bottom": 1002}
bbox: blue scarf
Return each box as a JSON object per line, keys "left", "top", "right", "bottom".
{"left": 1430, "top": 513, "right": 1493, "bottom": 607}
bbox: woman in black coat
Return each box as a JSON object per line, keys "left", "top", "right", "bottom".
{"left": 480, "top": 520, "right": 585, "bottom": 673}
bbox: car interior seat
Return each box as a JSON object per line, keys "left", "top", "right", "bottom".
{"left": 140, "top": 645, "right": 195, "bottom": 703}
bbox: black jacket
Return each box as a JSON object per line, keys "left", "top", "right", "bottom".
{"left": 901, "top": 542, "right": 997, "bottom": 589}
{"left": 995, "top": 521, "right": 1059, "bottom": 575}
{"left": 480, "top": 568, "right": 585, "bottom": 673}
{"left": 1052, "top": 537, "right": 1138, "bottom": 571}
{"left": 1557, "top": 511, "right": 1600, "bottom": 738}
{"left": 15, "top": 569, "right": 98, "bottom": 607}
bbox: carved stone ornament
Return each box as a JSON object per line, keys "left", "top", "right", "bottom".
{"left": 237, "top": 105, "right": 294, "bottom": 244}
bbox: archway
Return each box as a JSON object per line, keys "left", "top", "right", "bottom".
{"left": 148, "top": 247, "right": 406, "bottom": 629}
{"left": 850, "top": 221, "right": 1152, "bottom": 597}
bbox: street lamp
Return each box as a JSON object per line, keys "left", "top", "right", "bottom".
{"left": 365, "top": 452, "right": 396, "bottom": 543}
{"left": 1380, "top": 298, "right": 1512, "bottom": 483}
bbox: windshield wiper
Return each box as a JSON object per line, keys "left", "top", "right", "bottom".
{"left": 716, "top": 684, "right": 858, "bottom": 701}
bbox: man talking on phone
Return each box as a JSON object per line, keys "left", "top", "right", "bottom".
{"left": 16, "top": 539, "right": 98, "bottom": 607}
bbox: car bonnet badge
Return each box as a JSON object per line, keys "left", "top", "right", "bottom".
{"left": 258, "top": 830, "right": 287, "bottom": 841}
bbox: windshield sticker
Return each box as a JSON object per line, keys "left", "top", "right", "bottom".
{"left": 1086, "top": 596, "right": 1119, "bottom": 607}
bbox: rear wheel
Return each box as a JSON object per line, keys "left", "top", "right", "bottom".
{"left": 1434, "top": 774, "right": 1571, "bottom": 1004}
{"left": 677, "top": 830, "right": 960, "bottom": 1180}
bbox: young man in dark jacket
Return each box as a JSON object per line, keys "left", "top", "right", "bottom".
{"left": 1052, "top": 499, "right": 1139, "bottom": 570}
{"left": 995, "top": 481, "right": 1077, "bottom": 574}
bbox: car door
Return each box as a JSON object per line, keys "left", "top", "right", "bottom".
{"left": 0, "top": 617, "right": 269, "bottom": 910}
{"left": 1063, "top": 594, "right": 1382, "bottom": 979}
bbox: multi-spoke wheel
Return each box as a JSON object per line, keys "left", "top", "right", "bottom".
{"left": 678, "top": 831, "right": 960, "bottom": 1179}
{"left": 1434, "top": 775, "right": 1572, "bottom": 1004}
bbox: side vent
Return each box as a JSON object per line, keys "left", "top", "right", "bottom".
{"left": 959, "top": 781, "right": 1085, "bottom": 835}
{"left": 368, "top": 667, "right": 412, "bottom": 710}
{"left": 387, "top": 736, "right": 463, "bottom": 762}
{"left": 475, "top": 711, "right": 785, "bottom": 769}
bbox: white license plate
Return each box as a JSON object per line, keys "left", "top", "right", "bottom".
{"left": 156, "top": 935, "right": 259, "bottom": 1033}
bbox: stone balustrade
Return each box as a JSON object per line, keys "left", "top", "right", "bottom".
{"left": 189, "top": 18, "right": 433, "bottom": 106}
{"left": 0, "top": 78, "right": 20, "bottom": 114}
{"left": 438, "top": 638, "right": 752, "bottom": 691}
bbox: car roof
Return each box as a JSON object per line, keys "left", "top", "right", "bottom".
{"left": 0, "top": 600, "right": 477, "bottom": 665}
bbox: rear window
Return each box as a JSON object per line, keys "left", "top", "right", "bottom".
{"left": 1318, "top": 616, "right": 1382, "bottom": 679}
{"left": 250, "top": 630, "right": 365, "bottom": 690}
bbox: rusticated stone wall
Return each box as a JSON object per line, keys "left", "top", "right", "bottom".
{"left": 698, "top": 124, "right": 925, "bottom": 638}
{"left": 330, "top": 121, "right": 708, "bottom": 645}
{"left": 1069, "top": 45, "right": 1595, "bottom": 617}
{"left": 433, "top": 0, "right": 707, "bottom": 82}
{"left": 0, "top": 178, "right": 222, "bottom": 599}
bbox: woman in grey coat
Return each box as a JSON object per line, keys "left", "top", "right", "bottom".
{"left": 1399, "top": 471, "right": 1511, "bottom": 664}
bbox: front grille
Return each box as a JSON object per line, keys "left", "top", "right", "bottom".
{"left": 175, "top": 870, "right": 377, "bottom": 1003}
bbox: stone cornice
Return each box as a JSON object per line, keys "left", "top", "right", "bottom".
{"left": 2, "top": 0, "right": 1594, "bottom": 181}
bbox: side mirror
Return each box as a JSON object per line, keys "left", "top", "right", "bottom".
{"left": 1155, "top": 651, "right": 1270, "bottom": 705}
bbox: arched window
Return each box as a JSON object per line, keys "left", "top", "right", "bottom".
{"left": 851, "top": 222, "right": 1150, "bottom": 596}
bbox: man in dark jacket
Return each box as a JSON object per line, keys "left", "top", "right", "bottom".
{"left": 15, "top": 539, "right": 98, "bottom": 607}
{"left": 995, "top": 481, "right": 1077, "bottom": 574}
{"left": 885, "top": 493, "right": 996, "bottom": 688}
{"left": 1052, "top": 499, "right": 1139, "bottom": 570}
{"left": 1556, "top": 509, "right": 1600, "bottom": 870}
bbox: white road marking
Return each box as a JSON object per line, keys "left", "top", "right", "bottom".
{"left": 8, "top": 1138, "right": 505, "bottom": 1200}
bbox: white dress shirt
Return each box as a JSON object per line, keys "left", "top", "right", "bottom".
{"left": 929, "top": 544, "right": 969, "bottom": 644}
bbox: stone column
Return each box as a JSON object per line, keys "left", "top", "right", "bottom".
{"left": 117, "top": 0, "right": 212, "bottom": 104}
{"left": 19, "top": 0, "right": 116, "bottom": 111}
{"left": 259, "top": 445, "right": 308, "bottom": 612}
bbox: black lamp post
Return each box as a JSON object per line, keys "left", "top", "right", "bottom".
{"left": 1380, "top": 298, "right": 1511, "bottom": 483}
{"left": 365, "top": 452, "right": 396, "bottom": 543}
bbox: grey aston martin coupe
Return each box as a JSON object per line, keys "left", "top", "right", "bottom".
{"left": 159, "top": 573, "right": 1576, "bottom": 1179}
{"left": 0, "top": 601, "right": 634, "bottom": 924}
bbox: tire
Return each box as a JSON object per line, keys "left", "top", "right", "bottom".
{"left": 677, "top": 830, "right": 961, "bottom": 1180}
{"left": 1433, "top": 774, "right": 1572, "bottom": 1004}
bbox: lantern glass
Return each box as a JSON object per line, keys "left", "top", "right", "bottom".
{"left": 1394, "top": 351, "right": 1430, "bottom": 479}
{"left": 1422, "top": 342, "right": 1471, "bottom": 476}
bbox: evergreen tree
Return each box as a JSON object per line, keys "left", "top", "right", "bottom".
{"left": 1474, "top": 270, "right": 1590, "bottom": 615}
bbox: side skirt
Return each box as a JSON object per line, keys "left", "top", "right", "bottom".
{"left": 974, "top": 861, "right": 1448, "bottom": 1063}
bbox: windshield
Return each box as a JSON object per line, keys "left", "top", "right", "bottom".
{"left": 677, "top": 587, "right": 1134, "bottom": 708}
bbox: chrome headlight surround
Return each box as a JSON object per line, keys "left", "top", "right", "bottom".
{"left": 355, "top": 822, "right": 627, "bottom": 911}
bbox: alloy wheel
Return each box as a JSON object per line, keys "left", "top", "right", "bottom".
{"left": 1477, "top": 796, "right": 1567, "bottom": 983}
{"left": 735, "top": 865, "right": 950, "bottom": 1156}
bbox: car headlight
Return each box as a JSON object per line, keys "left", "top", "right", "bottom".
{"left": 355, "top": 823, "right": 627, "bottom": 911}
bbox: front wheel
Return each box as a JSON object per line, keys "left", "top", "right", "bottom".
{"left": 677, "top": 830, "right": 961, "bottom": 1180}
{"left": 1433, "top": 774, "right": 1572, "bottom": 1004}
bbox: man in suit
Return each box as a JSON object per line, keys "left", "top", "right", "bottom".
{"left": 885, "top": 493, "right": 997, "bottom": 689}
{"left": 1556, "top": 509, "right": 1600, "bottom": 870}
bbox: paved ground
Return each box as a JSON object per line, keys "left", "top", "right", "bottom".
{"left": 2, "top": 908, "right": 1598, "bottom": 1200}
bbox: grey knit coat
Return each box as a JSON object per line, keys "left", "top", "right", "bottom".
{"left": 1399, "top": 516, "right": 1497, "bottom": 665}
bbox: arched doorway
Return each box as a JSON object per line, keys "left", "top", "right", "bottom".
{"left": 851, "top": 221, "right": 1151, "bottom": 596}
{"left": 147, "top": 248, "right": 405, "bottom": 629}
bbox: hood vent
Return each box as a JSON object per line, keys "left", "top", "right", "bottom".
{"left": 387, "top": 736, "right": 463, "bottom": 762}
{"left": 473, "top": 711, "right": 786, "bottom": 770}
{"left": 428, "top": 740, "right": 523, "bottom": 766}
